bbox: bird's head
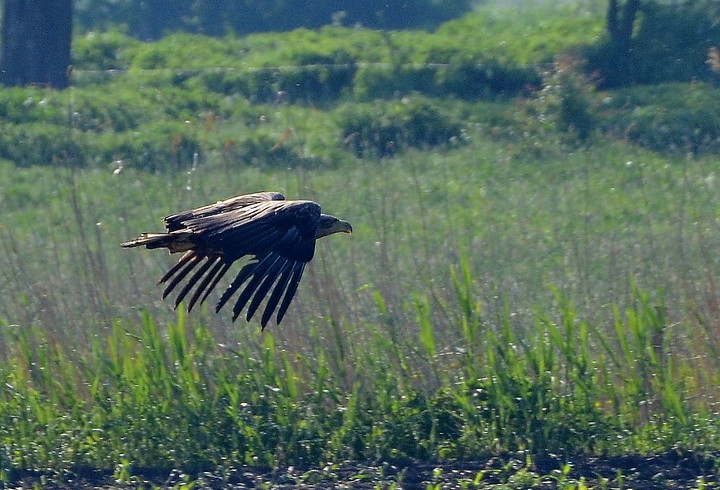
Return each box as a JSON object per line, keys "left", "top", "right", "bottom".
{"left": 316, "top": 214, "right": 353, "bottom": 239}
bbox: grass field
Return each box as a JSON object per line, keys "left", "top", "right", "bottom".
{"left": 2, "top": 1, "right": 720, "bottom": 487}
{"left": 3, "top": 125, "right": 720, "bottom": 487}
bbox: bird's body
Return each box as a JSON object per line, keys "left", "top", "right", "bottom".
{"left": 122, "top": 192, "right": 351, "bottom": 328}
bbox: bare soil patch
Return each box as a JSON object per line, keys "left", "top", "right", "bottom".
{"left": 5, "top": 450, "right": 718, "bottom": 488}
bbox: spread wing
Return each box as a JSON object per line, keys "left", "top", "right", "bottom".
{"left": 163, "top": 191, "right": 285, "bottom": 232}
{"left": 159, "top": 199, "right": 321, "bottom": 328}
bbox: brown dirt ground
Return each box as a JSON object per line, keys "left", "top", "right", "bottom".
{"left": 5, "top": 450, "right": 718, "bottom": 489}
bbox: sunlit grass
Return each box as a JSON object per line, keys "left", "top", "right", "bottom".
{"left": 5, "top": 131, "right": 719, "bottom": 339}
{"left": 2, "top": 127, "right": 720, "bottom": 482}
{"left": 1, "top": 274, "right": 719, "bottom": 477}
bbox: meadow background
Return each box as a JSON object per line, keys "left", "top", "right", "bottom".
{"left": 2, "top": 0, "right": 720, "bottom": 487}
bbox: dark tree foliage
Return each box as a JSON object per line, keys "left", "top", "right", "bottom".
{"left": 74, "top": 0, "right": 474, "bottom": 39}
{"left": 0, "top": 0, "right": 73, "bottom": 88}
{"left": 588, "top": 0, "right": 720, "bottom": 88}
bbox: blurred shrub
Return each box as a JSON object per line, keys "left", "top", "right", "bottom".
{"left": 220, "top": 131, "right": 320, "bottom": 168}
{"left": 336, "top": 96, "right": 464, "bottom": 157}
{"left": 70, "top": 87, "right": 156, "bottom": 132}
{"left": 0, "top": 89, "right": 65, "bottom": 124}
{"left": 273, "top": 51, "right": 357, "bottom": 103}
{"left": 140, "top": 84, "right": 223, "bottom": 121}
{"left": 207, "top": 52, "right": 357, "bottom": 104}
{"left": 353, "top": 65, "right": 437, "bottom": 101}
{"left": 72, "top": 30, "right": 139, "bottom": 71}
{"left": 435, "top": 56, "right": 540, "bottom": 99}
{"left": 353, "top": 57, "right": 538, "bottom": 101}
{"left": 0, "top": 118, "right": 202, "bottom": 170}
{"left": 599, "top": 82, "right": 720, "bottom": 154}
{"left": 91, "top": 120, "right": 201, "bottom": 171}
{"left": 197, "top": 69, "right": 258, "bottom": 99}
{"left": 121, "top": 31, "right": 359, "bottom": 104}
{"left": 525, "top": 56, "right": 598, "bottom": 142}
{"left": 433, "top": 6, "right": 604, "bottom": 67}
{"left": 75, "top": 17, "right": 549, "bottom": 105}
{"left": 74, "top": 0, "right": 474, "bottom": 39}
{"left": 124, "top": 33, "right": 239, "bottom": 71}
{"left": 0, "top": 123, "right": 86, "bottom": 167}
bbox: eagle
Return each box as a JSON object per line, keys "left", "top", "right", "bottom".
{"left": 122, "top": 191, "right": 352, "bottom": 328}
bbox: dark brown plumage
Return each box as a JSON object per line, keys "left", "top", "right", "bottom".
{"left": 122, "top": 191, "right": 352, "bottom": 328}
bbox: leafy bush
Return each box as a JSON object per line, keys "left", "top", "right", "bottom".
{"left": 525, "top": 56, "right": 598, "bottom": 142}
{"left": 599, "top": 82, "right": 720, "bottom": 154}
{"left": 435, "top": 56, "right": 540, "bottom": 99}
{"left": 142, "top": 84, "right": 224, "bottom": 120}
{"left": 91, "top": 120, "right": 201, "bottom": 170}
{"left": 196, "top": 69, "right": 258, "bottom": 99}
{"left": 0, "top": 123, "right": 86, "bottom": 167}
{"left": 352, "top": 55, "right": 538, "bottom": 101}
{"left": 353, "top": 65, "right": 437, "bottom": 101}
{"left": 205, "top": 51, "right": 357, "bottom": 104}
{"left": 70, "top": 7, "right": 580, "bottom": 105}
{"left": 70, "top": 86, "right": 158, "bottom": 132}
{"left": 0, "top": 88, "right": 66, "bottom": 124}
{"left": 336, "top": 96, "right": 464, "bottom": 157}
{"left": 123, "top": 33, "right": 240, "bottom": 72}
{"left": 274, "top": 51, "right": 357, "bottom": 103}
{"left": 434, "top": 5, "right": 604, "bottom": 66}
{"left": 74, "top": 0, "right": 474, "bottom": 39}
{"left": 219, "top": 130, "right": 320, "bottom": 168}
{"left": 72, "top": 30, "right": 140, "bottom": 71}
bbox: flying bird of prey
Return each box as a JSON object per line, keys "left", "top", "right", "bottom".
{"left": 122, "top": 191, "right": 352, "bottom": 328}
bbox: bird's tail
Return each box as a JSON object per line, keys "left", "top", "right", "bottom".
{"left": 121, "top": 232, "right": 194, "bottom": 253}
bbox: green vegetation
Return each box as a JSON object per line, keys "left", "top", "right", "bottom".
{"left": 588, "top": 0, "right": 720, "bottom": 87}
{"left": 2, "top": 0, "right": 720, "bottom": 487}
{"left": 74, "top": 0, "right": 474, "bottom": 39}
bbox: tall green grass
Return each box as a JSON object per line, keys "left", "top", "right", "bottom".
{"left": 2, "top": 132, "right": 720, "bottom": 479}
{"left": 1, "top": 275, "right": 718, "bottom": 478}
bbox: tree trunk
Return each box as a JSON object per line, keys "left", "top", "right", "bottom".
{"left": 0, "top": 0, "right": 73, "bottom": 89}
{"left": 604, "top": 0, "right": 642, "bottom": 87}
